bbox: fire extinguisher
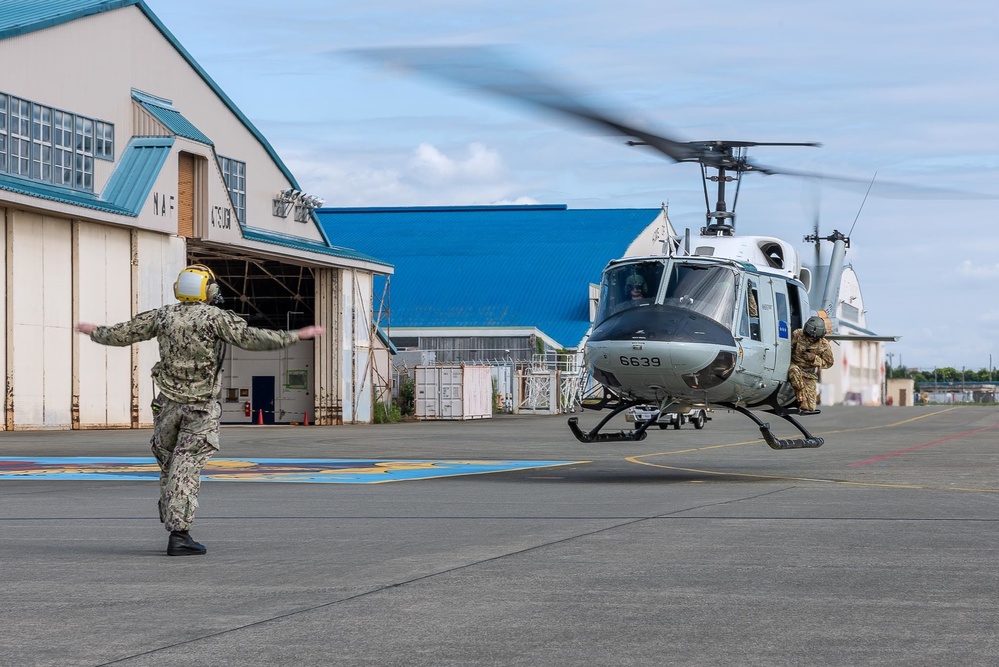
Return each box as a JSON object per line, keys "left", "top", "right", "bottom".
{"left": 244, "top": 401, "right": 251, "bottom": 417}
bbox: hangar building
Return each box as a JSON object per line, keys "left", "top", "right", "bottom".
{"left": 0, "top": 0, "right": 392, "bottom": 430}
{"left": 318, "top": 204, "right": 667, "bottom": 363}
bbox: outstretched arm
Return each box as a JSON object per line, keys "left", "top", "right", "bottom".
{"left": 77, "top": 312, "right": 158, "bottom": 346}
{"left": 214, "top": 312, "right": 325, "bottom": 350}
{"left": 297, "top": 325, "right": 325, "bottom": 340}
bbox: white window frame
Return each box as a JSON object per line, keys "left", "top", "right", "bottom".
{"left": 9, "top": 97, "right": 30, "bottom": 177}
{"left": 218, "top": 155, "right": 246, "bottom": 224}
{"left": 0, "top": 94, "right": 7, "bottom": 173}
{"left": 31, "top": 104, "right": 53, "bottom": 182}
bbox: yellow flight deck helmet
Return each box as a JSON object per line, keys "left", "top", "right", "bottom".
{"left": 174, "top": 264, "right": 223, "bottom": 305}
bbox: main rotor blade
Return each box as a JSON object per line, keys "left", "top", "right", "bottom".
{"left": 344, "top": 45, "right": 700, "bottom": 163}
{"left": 749, "top": 162, "right": 999, "bottom": 199}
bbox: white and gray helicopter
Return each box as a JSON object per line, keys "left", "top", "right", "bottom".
{"left": 348, "top": 46, "right": 985, "bottom": 449}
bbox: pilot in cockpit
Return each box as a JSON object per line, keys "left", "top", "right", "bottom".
{"left": 626, "top": 274, "right": 648, "bottom": 301}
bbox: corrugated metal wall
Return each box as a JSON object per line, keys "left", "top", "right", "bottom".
{"left": 74, "top": 220, "right": 133, "bottom": 428}
{"left": 417, "top": 336, "right": 535, "bottom": 364}
{"left": 132, "top": 102, "right": 173, "bottom": 138}
{"left": 314, "top": 267, "right": 340, "bottom": 425}
{"left": 348, "top": 269, "right": 373, "bottom": 423}
{"left": 0, "top": 207, "right": 6, "bottom": 430}
{"left": 8, "top": 210, "right": 74, "bottom": 428}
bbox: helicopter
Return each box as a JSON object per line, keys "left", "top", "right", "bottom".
{"left": 345, "top": 46, "right": 971, "bottom": 449}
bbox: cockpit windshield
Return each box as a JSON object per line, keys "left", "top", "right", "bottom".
{"left": 593, "top": 260, "right": 738, "bottom": 328}
{"left": 662, "top": 263, "right": 738, "bottom": 326}
{"left": 594, "top": 261, "right": 666, "bottom": 324}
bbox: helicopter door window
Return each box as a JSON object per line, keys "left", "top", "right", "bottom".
{"left": 786, "top": 284, "right": 803, "bottom": 332}
{"left": 747, "top": 280, "right": 761, "bottom": 341}
{"left": 775, "top": 292, "right": 789, "bottom": 337}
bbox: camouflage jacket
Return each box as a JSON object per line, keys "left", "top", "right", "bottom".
{"left": 790, "top": 329, "right": 834, "bottom": 374}
{"left": 90, "top": 302, "right": 300, "bottom": 403}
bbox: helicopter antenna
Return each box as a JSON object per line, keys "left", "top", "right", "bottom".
{"left": 811, "top": 184, "right": 822, "bottom": 281}
{"left": 848, "top": 171, "right": 877, "bottom": 237}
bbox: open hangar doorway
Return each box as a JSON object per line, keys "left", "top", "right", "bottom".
{"left": 189, "top": 246, "right": 318, "bottom": 425}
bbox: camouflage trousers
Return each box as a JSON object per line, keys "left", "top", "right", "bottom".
{"left": 787, "top": 365, "right": 819, "bottom": 411}
{"left": 150, "top": 395, "right": 221, "bottom": 532}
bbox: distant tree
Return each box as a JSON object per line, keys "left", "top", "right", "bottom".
{"left": 937, "top": 367, "right": 959, "bottom": 382}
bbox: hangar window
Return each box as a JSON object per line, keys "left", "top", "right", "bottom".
{"left": 74, "top": 116, "right": 94, "bottom": 190}
{"left": 9, "top": 97, "right": 30, "bottom": 176}
{"left": 218, "top": 155, "right": 246, "bottom": 223}
{"left": 53, "top": 111, "right": 74, "bottom": 186}
{"left": 31, "top": 105, "right": 52, "bottom": 182}
{"left": 0, "top": 91, "right": 113, "bottom": 192}
{"left": 95, "top": 121, "right": 114, "bottom": 160}
{"left": 0, "top": 95, "right": 6, "bottom": 172}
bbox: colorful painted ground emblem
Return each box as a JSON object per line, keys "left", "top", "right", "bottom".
{"left": 0, "top": 457, "right": 584, "bottom": 484}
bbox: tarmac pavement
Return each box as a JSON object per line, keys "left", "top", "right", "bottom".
{"left": 2, "top": 405, "right": 999, "bottom": 666}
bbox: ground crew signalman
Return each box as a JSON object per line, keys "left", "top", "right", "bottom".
{"left": 77, "top": 264, "right": 325, "bottom": 557}
{"left": 788, "top": 315, "right": 834, "bottom": 415}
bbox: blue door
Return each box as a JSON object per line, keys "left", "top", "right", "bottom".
{"left": 252, "top": 376, "right": 276, "bottom": 424}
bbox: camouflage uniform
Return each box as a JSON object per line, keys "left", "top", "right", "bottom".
{"left": 788, "top": 328, "right": 834, "bottom": 411}
{"left": 90, "top": 302, "right": 300, "bottom": 532}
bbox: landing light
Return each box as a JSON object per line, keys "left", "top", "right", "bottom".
{"left": 682, "top": 351, "right": 736, "bottom": 390}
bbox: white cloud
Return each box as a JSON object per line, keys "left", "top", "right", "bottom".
{"left": 957, "top": 260, "right": 999, "bottom": 279}
{"left": 408, "top": 142, "right": 505, "bottom": 186}
{"left": 284, "top": 142, "right": 532, "bottom": 207}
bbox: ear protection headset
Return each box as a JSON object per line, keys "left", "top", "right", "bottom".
{"left": 174, "top": 264, "right": 223, "bottom": 305}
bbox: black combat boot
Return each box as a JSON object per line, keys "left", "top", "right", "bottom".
{"left": 167, "top": 530, "right": 207, "bottom": 556}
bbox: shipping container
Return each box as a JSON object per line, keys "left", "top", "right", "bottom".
{"left": 415, "top": 365, "right": 493, "bottom": 420}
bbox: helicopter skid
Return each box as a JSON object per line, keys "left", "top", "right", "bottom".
{"left": 727, "top": 404, "right": 825, "bottom": 450}
{"left": 568, "top": 417, "right": 649, "bottom": 443}
{"left": 761, "top": 431, "right": 825, "bottom": 450}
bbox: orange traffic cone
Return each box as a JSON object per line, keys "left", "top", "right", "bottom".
{"left": 256, "top": 409, "right": 264, "bottom": 425}
{"left": 303, "top": 410, "right": 310, "bottom": 426}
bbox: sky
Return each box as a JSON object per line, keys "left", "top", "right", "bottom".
{"left": 149, "top": 0, "right": 999, "bottom": 373}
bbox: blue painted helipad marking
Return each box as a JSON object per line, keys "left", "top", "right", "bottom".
{"left": 0, "top": 456, "right": 584, "bottom": 484}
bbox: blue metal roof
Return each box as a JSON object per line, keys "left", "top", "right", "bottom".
{"left": 102, "top": 136, "right": 174, "bottom": 213}
{"left": 317, "top": 204, "right": 660, "bottom": 348}
{"left": 0, "top": 136, "right": 172, "bottom": 216}
{"left": 0, "top": 172, "right": 130, "bottom": 215}
{"left": 131, "top": 90, "right": 212, "bottom": 145}
{"left": 0, "top": 0, "right": 135, "bottom": 39}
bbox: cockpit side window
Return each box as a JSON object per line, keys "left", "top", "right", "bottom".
{"left": 594, "top": 261, "right": 665, "bottom": 324}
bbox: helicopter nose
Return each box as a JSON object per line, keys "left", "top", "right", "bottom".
{"left": 589, "top": 303, "right": 736, "bottom": 347}
{"left": 663, "top": 342, "right": 725, "bottom": 374}
{"left": 587, "top": 304, "right": 738, "bottom": 392}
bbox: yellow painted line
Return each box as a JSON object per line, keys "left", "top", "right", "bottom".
{"left": 630, "top": 406, "right": 963, "bottom": 459}
{"left": 626, "top": 458, "right": 999, "bottom": 494}
{"left": 625, "top": 406, "right": 999, "bottom": 493}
